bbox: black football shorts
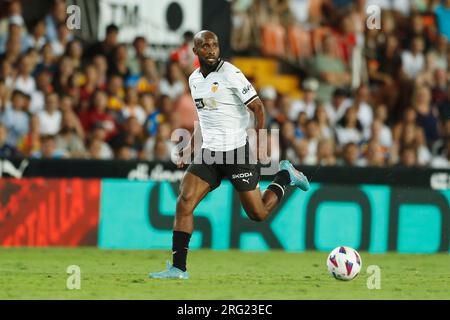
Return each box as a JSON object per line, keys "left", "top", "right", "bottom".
{"left": 186, "top": 142, "right": 260, "bottom": 192}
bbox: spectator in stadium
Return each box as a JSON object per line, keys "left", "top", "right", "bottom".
{"left": 335, "top": 106, "right": 363, "bottom": 147}
{"left": 0, "top": 123, "right": 18, "bottom": 158}
{"left": 0, "top": 89, "right": 29, "bottom": 145}
{"left": 38, "top": 92, "right": 61, "bottom": 135}
{"left": 316, "top": 138, "right": 337, "bottom": 166}
{"left": 340, "top": 84, "right": 374, "bottom": 131}
{"left": 106, "top": 74, "right": 125, "bottom": 111}
{"left": 44, "top": 0, "right": 67, "bottom": 43}
{"left": 303, "top": 119, "right": 321, "bottom": 164}
{"left": 116, "top": 144, "right": 133, "bottom": 160}
{"left": 170, "top": 31, "right": 199, "bottom": 76}
{"left": 0, "top": 0, "right": 25, "bottom": 35}
{"left": 144, "top": 121, "right": 174, "bottom": 161}
{"left": 406, "top": 13, "right": 432, "bottom": 50}
{"left": 428, "top": 34, "right": 448, "bottom": 71}
{"left": 31, "top": 134, "right": 66, "bottom": 159}
{"left": 294, "top": 138, "right": 312, "bottom": 165}
{"left": 121, "top": 87, "right": 146, "bottom": 125}
{"left": 0, "top": 78, "right": 8, "bottom": 110}
{"left": 366, "top": 118, "right": 393, "bottom": 153}
{"left": 438, "top": 86, "right": 450, "bottom": 121}
{"left": 289, "top": 78, "right": 319, "bottom": 120}
{"left": 141, "top": 94, "right": 161, "bottom": 136}
{"left": 430, "top": 68, "right": 449, "bottom": 107}
{"left": 369, "top": 34, "right": 402, "bottom": 93}
{"left": 33, "top": 43, "right": 57, "bottom": 76}
{"left": 434, "top": 0, "right": 450, "bottom": 40}
{"left": 0, "top": 34, "right": 22, "bottom": 64}
{"left": 312, "top": 35, "right": 351, "bottom": 103}
{"left": 398, "top": 145, "right": 418, "bottom": 167}
{"left": 393, "top": 108, "right": 421, "bottom": 143}
{"left": 280, "top": 120, "right": 301, "bottom": 163}
{"left": 16, "top": 114, "right": 40, "bottom": 157}
{"left": 55, "top": 110, "right": 86, "bottom": 158}
{"left": 92, "top": 54, "right": 108, "bottom": 90}
{"left": 109, "top": 116, "right": 144, "bottom": 159}
{"left": 86, "top": 122, "right": 114, "bottom": 160}
{"left": 108, "top": 44, "right": 131, "bottom": 79}
{"left": 259, "top": 86, "right": 284, "bottom": 127}
{"left": 159, "top": 62, "right": 187, "bottom": 101}
{"left": 401, "top": 36, "right": 426, "bottom": 80}
{"left": 358, "top": 139, "right": 386, "bottom": 167}
{"left": 127, "top": 57, "right": 159, "bottom": 96}
{"left": 51, "top": 23, "right": 73, "bottom": 57}
{"left": 397, "top": 122, "right": 431, "bottom": 165}
{"left": 80, "top": 90, "right": 117, "bottom": 141}
{"left": 86, "top": 137, "right": 106, "bottom": 160}
{"left": 294, "top": 111, "right": 308, "bottom": 139}
{"left": 29, "top": 71, "right": 51, "bottom": 114}
{"left": 0, "top": 15, "right": 31, "bottom": 55}
{"left": 65, "top": 39, "right": 84, "bottom": 71}
{"left": 172, "top": 91, "right": 198, "bottom": 132}
{"left": 338, "top": 142, "right": 360, "bottom": 166}
{"left": 14, "top": 53, "right": 36, "bottom": 96}
{"left": 29, "top": 19, "right": 47, "bottom": 51}
{"left": 86, "top": 24, "right": 119, "bottom": 66}
{"left": 230, "top": 0, "right": 252, "bottom": 53}
{"left": 323, "top": 87, "right": 349, "bottom": 126}
{"left": 0, "top": 60, "right": 15, "bottom": 91}
{"left": 313, "top": 103, "right": 333, "bottom": 139}
{"left": 79, "top": 64, "right": 100, "bottom": 110}
{"left": 128, "top": 36, "right": 150, "bottom": 76}
{"left": 52, "top": 55, "right": 76, "bottom": 96}
{"left": 413, "top": 85, "right": 440, "bottom": 145}
{"left": 158, "top": 94, "right": 178, "bottom": 128}
{"left": 60, "top": 94, "right": 79, "bottom": 116}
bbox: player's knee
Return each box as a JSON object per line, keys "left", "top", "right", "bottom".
{"left": 176, "top": 193, "right": 195, "bottom": 215}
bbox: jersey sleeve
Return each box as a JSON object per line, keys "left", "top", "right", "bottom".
{"left": 228, "top": 70, "right": 259, "bottom": 106}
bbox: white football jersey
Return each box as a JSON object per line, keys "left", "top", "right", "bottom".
{"left": 188, "top": 59, "right": 258, "bottom": 151}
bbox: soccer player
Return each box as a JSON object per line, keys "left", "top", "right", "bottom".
{"left": 149, "top": 31, "right": 310, "bottom": 279}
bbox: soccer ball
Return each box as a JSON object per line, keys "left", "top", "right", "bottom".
{"left": 326, "top": 246, "right": 362, "bottom": 281}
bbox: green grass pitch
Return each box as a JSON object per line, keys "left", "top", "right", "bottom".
{"left": 0, "top": 248, "right": 449, "bottom": 300}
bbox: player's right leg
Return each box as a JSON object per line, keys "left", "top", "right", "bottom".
{"left": 149, "top": 158, "right": 220, "bottom": 279}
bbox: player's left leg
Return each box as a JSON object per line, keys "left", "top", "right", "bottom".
{"left": 229, "top": 160, "right": 310, "bottom": 222}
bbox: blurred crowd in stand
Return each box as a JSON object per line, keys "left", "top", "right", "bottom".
{"left": 0, "top": 0, "right": 448, "bottom": 168}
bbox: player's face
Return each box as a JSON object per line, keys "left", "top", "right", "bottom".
{"left": 195, "top": 36, "right": 220, "bottom": 67}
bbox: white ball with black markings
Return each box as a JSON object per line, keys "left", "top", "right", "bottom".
{"left": 327, "top": 246, "right": 362, "bottom": 281}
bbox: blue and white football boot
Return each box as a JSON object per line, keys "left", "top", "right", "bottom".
{"left": 279, "top": 160, "right": 310, "bottom": 191}
{"left": 148, "top": 261, "right": 189, "bottom": 280}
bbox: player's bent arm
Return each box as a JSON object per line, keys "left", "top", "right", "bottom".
{"left": 247, "top": 97, "right": 266, "bottom": 159}
{"left": 247, "top": 97, "right": 266, "bottom": 131}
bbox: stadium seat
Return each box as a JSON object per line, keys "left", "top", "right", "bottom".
{"left": 261, "top": 22, "right": 286, "bottom": 58}
{"left": 287, "top": 25, "right": 312, "bottom": 61}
